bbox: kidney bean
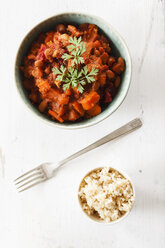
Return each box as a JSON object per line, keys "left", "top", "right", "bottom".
{"left": 118, "top": 57, "right": 125, "bottom": 71}
{"left": 108, "top": 56, "right": 115, "bottom": 67}
{"left": 34, "top": 60, "right": 43, "bottom": 67}
{"left": 101, "top": 65, "right": 109, "bottom": 71}
{"left": 44, "top": 66, "right": 51, "bottom": 74}
{"left": 99, "top": 47, "right": 105, "bottom": 53}
{"left": 44, "top": 48, "right": 53, "bottom": 62}
{"left": 112, "top": 57, "right": 125, "bottom": 74}
{"left": 92, "top": 81, "right": 100, "bottom": 91}
{"left": 45, "top": 48, "right": 53, "bottom": 57}
{"left": 52, "top": 50, "right": 59, "bottom": 58}
{"left": 56, "top": 24, "right": 66, "bottom": 33}
{"left": 32, "top": 67, "right": 43, "bottom": 78}
{"left": 94, "top": 49, "right": 100, "bottom": 57}
{"left": 101, "top": 52, "right": 109, "bottom": 64}
{"left": 98, "top": 73, "right": 106, "bottom": 86}
{"left": 29, "top": 93, "right": 38, "bottom": 103}
{"left": 115, "top": 76, "right": 120, "bottom": 87}
{"left": 23, "top": 79, "right": 33, "bottom": 91}
{"left": 38, "top": 100, "right": 48, "bottom": 112}
{"left": 106, "top": 70, "right": 115, "bottom": 79}
{"left": 94, "top": 40, "right": 101, "bottom": 48}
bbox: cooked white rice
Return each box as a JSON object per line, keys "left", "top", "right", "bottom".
{"left": 78, "top": 167, "right": 135, "bottom": 222}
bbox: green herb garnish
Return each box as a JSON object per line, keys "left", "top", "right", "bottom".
{"left": 52, "top": 36, "right": 99, "bottom": 93}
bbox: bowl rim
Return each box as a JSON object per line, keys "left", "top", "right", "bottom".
{"left": 77, "top": 166, "right": 135, "bottom": 225}
{"left": 14, "top": 11, "right": 132, "bottom": 129}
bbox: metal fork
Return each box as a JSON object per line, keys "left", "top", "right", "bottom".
{"left": 14, "top": 118, "right": 142, "bottom": 192}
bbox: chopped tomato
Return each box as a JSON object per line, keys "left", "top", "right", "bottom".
{"left": 36, "top": 44, "right": 46, "bottom": 61}
{"left": 103, "top": 89, "right": 112, "bottom": 104}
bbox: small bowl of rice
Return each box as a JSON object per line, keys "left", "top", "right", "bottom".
{"left": 78, "top": 167, "right": 135, "bottom": 224}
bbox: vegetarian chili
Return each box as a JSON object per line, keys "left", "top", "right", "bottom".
{"left": 21, "top": 23, "right": 125, "bottom": 123}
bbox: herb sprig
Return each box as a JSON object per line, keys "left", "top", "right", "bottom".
{"left": 52, "top": 36, "right": 99, "bottom": 93}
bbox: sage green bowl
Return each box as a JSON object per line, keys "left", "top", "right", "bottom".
{"left": 15, "top": 12, "right": 132, "bottom": 129}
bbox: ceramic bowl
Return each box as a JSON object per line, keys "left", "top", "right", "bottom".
{"left": 78, "top": 167, "right": 135, "bottom": 224}
{"left": 15, "top": 12, "right": 132, "bottom": 129}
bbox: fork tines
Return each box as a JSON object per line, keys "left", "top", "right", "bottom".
{"left": 14, "top": 166, "right": 47, "bottom": 192}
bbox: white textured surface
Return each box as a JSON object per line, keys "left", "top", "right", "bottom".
{"left": 0, "top": 0, "right": 165, "bottom": 247}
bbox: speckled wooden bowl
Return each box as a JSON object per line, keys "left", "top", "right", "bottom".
{"left": 15, "top": 12, "right": 132, "bottom": 129}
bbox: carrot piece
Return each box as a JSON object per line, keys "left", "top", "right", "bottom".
{"left": 46, "top": 88, "right": 59, "bottom": 100}
{"left": 58, "top": 94, "right": 69, "bottom": 105}
{"left": 45, "top": 32, "right": 54, "bottom": 44}
{"left": 48, "top": 109, "right": 64, "bottom": 123}
{"left": 82, "top": 42, "right": 94, "bottom": 61}
{"left": 67, "top": 59, "right": 73, "bottom": 68}
{"left": 67, "top": 25, "right": 83, "bottom": 37}
{"left": 72, "top": 101, "right": 84, "bottom": 116}
{"left": 86, "top": 24, "right": 98, "bottom": 42}
{"left": 51, "top": 102, "right": 66, "bottom": 116}
{"left": 65, "top": 89, "right": 72, "bottom": 96}
{"left": 36, "top": 79, "right": 50, "bottom": 95}
{"left": 80, "top": 91, "right": 100, "bottom": 110}
{"left": 87, "top": 104, "right": 101, "bottom": 117}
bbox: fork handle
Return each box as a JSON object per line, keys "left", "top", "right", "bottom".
{"left": 56, "top": 118, "right": 142, "bottom": 168}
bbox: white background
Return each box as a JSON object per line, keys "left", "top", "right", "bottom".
{"left": 0, "top": 0, "right": 165, "bottom": 247}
